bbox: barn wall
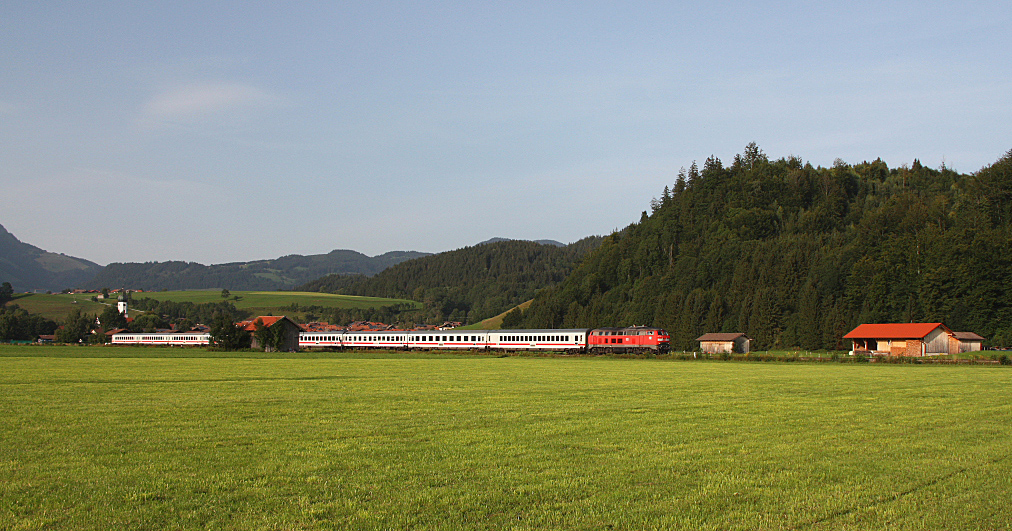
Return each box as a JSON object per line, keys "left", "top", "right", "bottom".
{"left": 959, "top": 340, "right": 983, "bottom": 353}
{"left": 923, "top": 328, "right": 950, "bottom": 354}
{"left": 700, "top": 341, "right": 733, "bottom": 354}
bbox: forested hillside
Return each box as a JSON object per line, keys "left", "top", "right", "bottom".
{"left": 514, "top": 144, "right": 1012, "bottom": 350}
{"left": 298, "top": 238, "right": 603, "bottom": 324}
{"left": 88, "top": 250, "right": 429, "bottom": 291}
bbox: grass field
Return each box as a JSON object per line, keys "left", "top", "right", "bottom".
{"left": 2, "top": 346, "right": 1010, "bottom": 530}
{"left": 5, "top": 293, "right": 110, "bottom": 321}
{"left": 6, "top": 291, "right": 420, "bottom": 321}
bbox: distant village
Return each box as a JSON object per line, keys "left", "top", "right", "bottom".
{"left": 40, "top": 289, "right": 462, "bottom": 343}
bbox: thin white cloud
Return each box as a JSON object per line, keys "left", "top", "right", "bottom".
{"left": 142, "top": 82, "right": 275, "bottom": 120}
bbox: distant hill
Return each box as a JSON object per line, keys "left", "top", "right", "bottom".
{"left": 478, "top": 237, "right": 566, "bottom": 247}
{"left": 297, "top": 237, "right": 603, "bottom": 324}
{"left": 87, "top": 249, "right": 431, "bottom": 291}
{"left": 0, "top": 224, "right": 104, "bottom": 292}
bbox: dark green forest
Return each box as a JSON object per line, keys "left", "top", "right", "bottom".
{"left": 513, "top": 144, "right": 1012, "bottom": 350}
{"left": 297, "top": 238, "right": 603, "bottom": 325}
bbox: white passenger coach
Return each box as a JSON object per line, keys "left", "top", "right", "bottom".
{"left": 111, "top": 332, "right": 210, "bottom": 346}
{"left": 300, "top": 329, "right": 589, "bottom": 352}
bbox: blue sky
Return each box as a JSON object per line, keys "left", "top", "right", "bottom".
{"left": 2, "top": 1, "right": 1009, "bottom": 265}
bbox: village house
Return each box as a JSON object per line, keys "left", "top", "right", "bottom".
{"left": 843, "top": 323, "right": 962, "bottom": 356}
{"left": 696, "top": 333, "right": 751, "bottom": 354}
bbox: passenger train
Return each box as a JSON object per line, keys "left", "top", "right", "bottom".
{"left": 112, "top": 326, "right": 669, "bottom": 353}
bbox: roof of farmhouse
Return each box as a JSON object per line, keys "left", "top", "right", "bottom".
{"left": 238, "top": 316, "right": 303, "bottom": 332}
{"left": 843, "top": 323, "right": 949, "bottom": 340}
{"left": 696, "top": 333, "right": 748, "bottom": 342}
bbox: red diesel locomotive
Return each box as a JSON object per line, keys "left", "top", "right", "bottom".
{"left": 587, "top": 326, "right": 670, "bottom": 354}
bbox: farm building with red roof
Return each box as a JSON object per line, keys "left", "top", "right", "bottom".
{"left": 843, "top": 323, "right": 958, "bottom": 356}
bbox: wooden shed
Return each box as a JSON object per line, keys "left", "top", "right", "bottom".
{"left": 952, "top": 331, "right": 985, "bottom": 353}
{"left": 240, "top": 315, "right": 304, "bottom": 352}
{"left": 843, "top": 323, "right": 957, "bottom": 357}
{"left": 696, "top": 333, "right": 751, "bottom": 354}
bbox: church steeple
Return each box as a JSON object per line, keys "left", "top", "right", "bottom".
{"left": 117, "top": 290, "right": 128, "bottom": 317}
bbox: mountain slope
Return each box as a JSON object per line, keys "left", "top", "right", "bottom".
{"left": 514, "top": 145, "right": 1012, "bottom": 350}
{"left": 87, "top": 249, "right": 431, "bottom": 291}
{"left": 0, "top": 224, "right": 104, "bottom": 292}
{"left": 298, "top": 237, "right": 603, "bottom": 324}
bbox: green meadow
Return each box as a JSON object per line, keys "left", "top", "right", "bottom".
{"left": 2, "top": 346, "right": 1010, "bottom": 530}
{"left": 7, "top": 291, "right": 419, "bottom": 321}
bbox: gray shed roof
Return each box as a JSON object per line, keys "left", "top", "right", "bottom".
{"left": 696, "top": 333, "right": 749, "bottom": 342}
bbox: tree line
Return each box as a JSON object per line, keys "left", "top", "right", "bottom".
{"left": 511, "top": 144, "right": 1012, "bottom": 350}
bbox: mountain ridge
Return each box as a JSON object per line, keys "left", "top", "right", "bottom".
{"left": 0, "top": 224, "right": 104, "bottom": 292}
{"left": 86, "top": 249, "right": 433, "bottom": 291}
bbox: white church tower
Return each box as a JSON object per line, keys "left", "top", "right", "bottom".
{"left": 117, "top": 291, "right": 128, "bottom": 317}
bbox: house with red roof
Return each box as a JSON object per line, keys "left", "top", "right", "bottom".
{"left": 843, "top": 323, "right": 959, "bottom": 356}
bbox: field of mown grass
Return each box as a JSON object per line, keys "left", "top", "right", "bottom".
{"left": 5, "top": 293, "right": 110, "bottom": 321}
{"left": 6, "top": 291, "right": 419, "bottom": 321}
{"left": 2, "top": 346, "right": 1010, "bottom": 530}
{"left": 458, "top": 300, "right": 533, "bottom": 330}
